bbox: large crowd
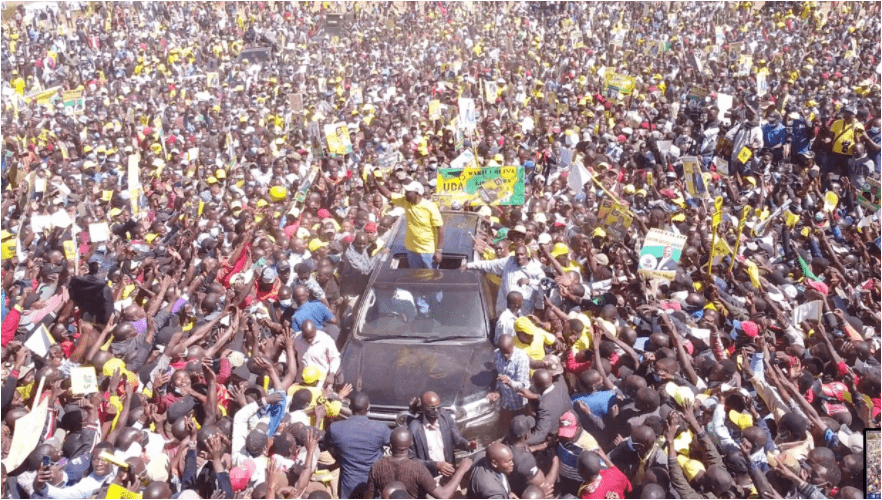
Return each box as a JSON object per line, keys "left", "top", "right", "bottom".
{"left": 1, "top": 1, "right": 881, "bottom": 499}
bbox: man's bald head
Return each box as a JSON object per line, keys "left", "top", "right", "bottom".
{"left": 390, "top": 426, "right": 412, "bottom": 453}
{"left": 532, "top": 369, "right": 552, "bottom": 392}
{"left": 420, "top": 391, "right": 440, "bottom": 409}
{"left": 143, "top": 481, "right": 172, "bottom": 499}
{"left": 486, "top": 442, "right": 514, "bottom": 474}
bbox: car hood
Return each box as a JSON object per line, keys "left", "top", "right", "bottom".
{"left": 339, "top": 339, "right": 496, "bottom": 408}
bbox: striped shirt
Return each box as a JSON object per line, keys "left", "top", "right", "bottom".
{"left": 494, "top": 348, "right": 531, "bottom": 410}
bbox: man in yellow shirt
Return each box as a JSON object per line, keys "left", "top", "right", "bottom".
{"left": 826, "top": 106, "right": 864, "bottom": 181}
{"left": 370, "top": 175, "right": 444, "bottom": 269}
{"left": 11, "top": 70, "right": 25, "bottom": 96}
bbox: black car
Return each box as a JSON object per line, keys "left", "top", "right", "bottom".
{"left": 337, "top": 212, "right": 503, "bottom": 448}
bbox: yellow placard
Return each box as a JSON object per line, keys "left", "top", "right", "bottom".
{"left": 63, "top": 240, "right": 76, "bottom": 260}
{"left": 106, "top": 482, "right": 142, "bottom": 499}
{"left": 428, "top": 100, "right": 442, "bottom": 121}
{"left": 101, "top": 190, "right": 114, "bottom": 202}
{"left": 736, "top": 147, "right": 752, "bottom": 163}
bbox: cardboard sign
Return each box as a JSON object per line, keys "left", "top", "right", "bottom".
{"left": 88, "top": 222, "right": 111, "bottom": 243}
{"left": 70, "top": 366, "right": 99, "bottom": 395}
{"left": 62, "top": 89, "right": 85, "bottom": 115}
{"left": 323, "top": 123, "right": 353, "bottom": 156}
{"left": 682, "top": 156, "right": 709, "bottom": 198}
{"left": 106, "top": 483, "right": 143, "bottom": 499}
{"left": 436, "top": 166, "right": 525, "bottom": 207}
{"left": 25, "top": 325, "right": 55, "bottom": 358}
{"left": 823, "top": 191, "right": 839, "bottom": 212}
{"left": 603, "top": 72, "right": 636, "bottom": 102}
{"left": 638, "top": 229, "right": 688, "bottom": 280}
{"left": 458, "top": 98, "right": 476, "bottom": 131}
{"left": 484, "top": 81, "right": 498, "bottom": 103}
{"left": 350, "top": 85, "right": 363, "bottom": 105}
{"left": 756, "top": 69, "right": 769, "bottom": 97}
{"left": 428, "top": 100, "right": 442, "bottom": 121}
{"left": 290, "top": 92, "right": 304, "bottom": 112}
{"left": 687, "top": 86, "right": 709, "bottom": 103}
{"left": 5, "top": 378, "right": 48, "bottom": 470}
{"left": 62, "top": 239, "right": 77, "bottom": 261}
{"left": 792, "top": 300, "right": 823, "bottom": 325}
{"left": 611, "top": 28, "right": 626, "bottom": 47}
{"left": 603, "top": 203, "right": 632, "bottom": 241}
{"left": 449, "top": 150, "right": 478, "bottom": 170}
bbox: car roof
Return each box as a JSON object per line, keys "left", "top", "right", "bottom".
{"left": 372, "top": 268, "right": 481, "bottom": 286}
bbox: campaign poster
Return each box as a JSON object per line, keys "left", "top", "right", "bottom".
{"left": 638, "top": 229, "right": 688, "bottom": 280}
{"left": 436, "top": 166, "right": 525, "bottom": 207}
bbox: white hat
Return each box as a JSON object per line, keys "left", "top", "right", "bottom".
{"left": 403, "top": 181, "right": 424, "bottom": 195}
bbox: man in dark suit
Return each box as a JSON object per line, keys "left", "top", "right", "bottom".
{"left": 525, "top": 365, "right": 574, "bottom": 446}
{"left": 327, "top": 392, "right": 392, "bottom": 498}
{"left": 408, "top": 391, "right": 476, "bottom": 477}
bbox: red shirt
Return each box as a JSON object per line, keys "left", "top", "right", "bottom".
{"left": 579, "top": 467, "right": 633, "bottom": 499}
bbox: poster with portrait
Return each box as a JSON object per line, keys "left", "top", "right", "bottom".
{"left": 638, "top": 229, "right": 688, "bottom": 280}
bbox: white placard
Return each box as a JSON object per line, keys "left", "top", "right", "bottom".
{"left": 88, "top": 222, "right": 111, "bottom": 242}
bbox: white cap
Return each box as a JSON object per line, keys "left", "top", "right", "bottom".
{"left": 403, "top": 181, "right": 424, "bottom": 195}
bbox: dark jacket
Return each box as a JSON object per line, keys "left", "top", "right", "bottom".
{"left": 526, "top": 378, "right": 573, "bottom": 446}
{"left": 407, "top": 410, "right": 469, "bottom": 476}
{"left": 468, "top": 457, "right": 511, "bottom": 499}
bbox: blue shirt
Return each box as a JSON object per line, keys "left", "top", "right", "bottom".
{"left": 571, "top": 390, "right": 617, "bottom": 419}
{"left": 762, "top": 122, "right": 787, "bottom": 149}
{"left": 327, "top": 415, "right": 391, "bottom": 499}
{"left": 292, "top": 301, "right": 334, "bottom": 331}
{"left": 790, "top": 117, "right": 812, "bottom": 155}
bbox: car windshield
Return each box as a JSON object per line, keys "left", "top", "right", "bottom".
{"left": 358, "top": 283, "right": 485, "bottom": 340}
{"left": 239, "top": 49, "right": 272, "bottom": 63}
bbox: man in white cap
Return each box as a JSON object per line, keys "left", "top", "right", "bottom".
{"left": 370, "top": 174, "right": 444, "bottom": 269}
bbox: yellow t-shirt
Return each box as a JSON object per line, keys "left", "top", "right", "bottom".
{"left": 829, "top": 119, "right": 864, "bottom": 155}
{"left": 513, "top": 321, "right": 555, "bottom": 363}
{"left": 12, "top": 77, "right": 25, "bottom": 96}
{"left": 390, "top": 194, "right": 443, "bottom": 254}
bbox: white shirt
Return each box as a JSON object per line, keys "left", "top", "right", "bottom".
{"left": 293, "top": 331, "right": 341, "bottom": 382}
{"left": 495, "top": 309, "right": 519, "bottom": 346}
{"left": 424, "top": 421, "right": 446, "bottom": 463}
{"left": 43, "top": 473, "right": 111, "bottom": 499}
{"left": 231, "top": 402, "right": 269, "bottom": 486}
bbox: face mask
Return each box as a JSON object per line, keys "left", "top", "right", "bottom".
{"left": 278, "top": 298, "right": 293, "bottom": 308}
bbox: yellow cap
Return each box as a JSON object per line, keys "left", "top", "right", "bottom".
{"left": 302, "top": 366, "right": 322, "bottom": 385}
{"left": 269, "top": 186, "right": 287, "bottom": 202}
{"left": 308, "top": 238, "right": 329, "bottom": 252}
{"left": 550, "top": 243, "right": 570, "bottom": 258}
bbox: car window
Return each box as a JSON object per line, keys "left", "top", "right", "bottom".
{"left": 358, "top": 284, "right": 485, "bottom": 340}
{"left": 239, "top": 49, "right": 272, "bottom": 63}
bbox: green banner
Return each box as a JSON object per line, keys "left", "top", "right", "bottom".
{"left": 436, "top": 166, "right": 525, "bottom": 208}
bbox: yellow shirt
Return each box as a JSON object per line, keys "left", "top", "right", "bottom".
{"left": 829, "top": 118, "right": 864, "bottom": 155}
{"left": 12, "top": 77, "right": 25, "bottom": 96}
{"left": 390, "top": 194, "right": 443, "bottom": 254}
{"left": 513, "top": 322, "right": 555, "bottom": 363}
